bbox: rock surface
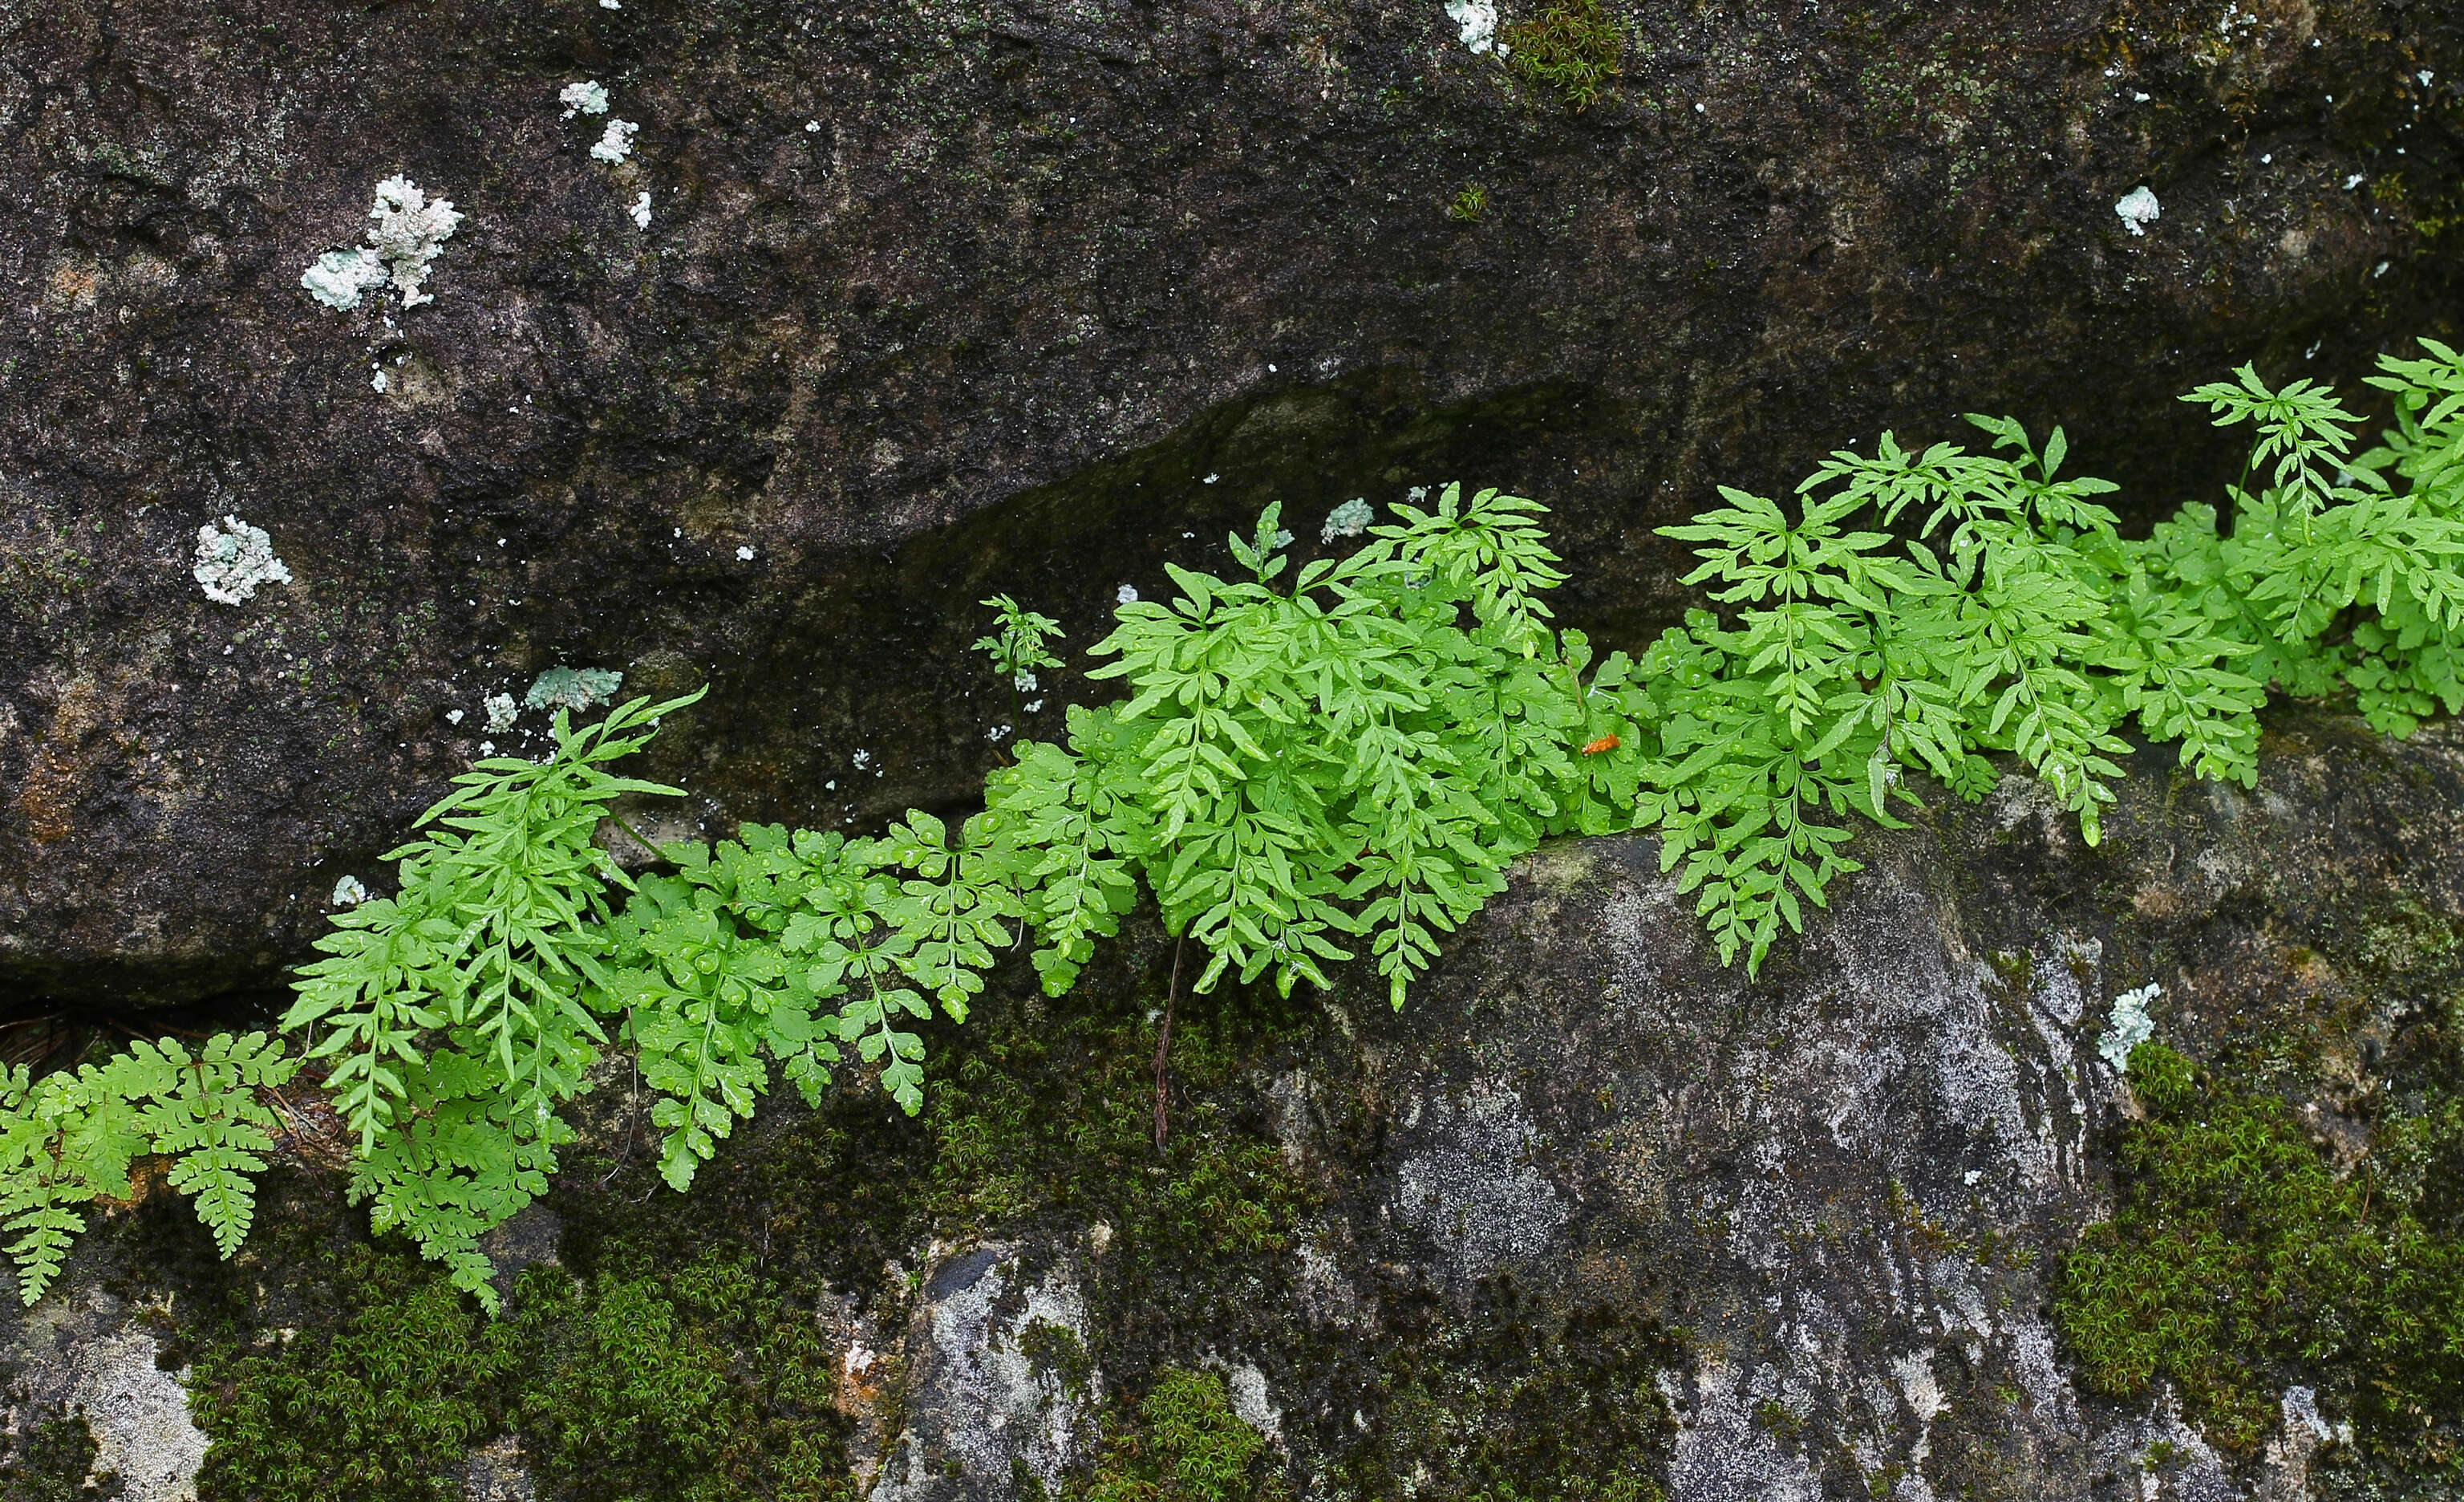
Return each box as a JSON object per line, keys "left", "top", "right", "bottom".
{"left": 6, "top": 710, "right": 2451, "bottom": 1500}
{"left": 850, "top": 711, "right": 2461, "bottom": 1500}
{"left": 869, "top": 1244, "right": 1101, "bottom": 1501}
{"left": 2, "top": 1288, "right": 208, "bottom": 1501}
{"left": 5, "top": 0, "right": 2463, "bottom": 1001}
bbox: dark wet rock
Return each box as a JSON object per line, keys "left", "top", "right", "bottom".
{"left": 5, "top": 0, "right": 2463, "bottom": 1002}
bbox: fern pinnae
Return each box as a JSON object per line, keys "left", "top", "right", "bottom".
{"left": 14, "top": 343, "right": 2464, "bottom": 1307}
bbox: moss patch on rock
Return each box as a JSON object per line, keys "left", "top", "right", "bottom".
{"left": 2053, "top": 1041, "right": 2464, "bottom": 1480}
{"left": 185, "top": 1236, "right": 525, "bottom": 1501}
{"left": 1063, "top": 1367, "right": 1288, "bottom": 1502}
{"left": 923, "top": 982, "right": 1315, "bottom": 1268}
{"left": 1501, "top": 0, "right": 1626, "bottom": 112}
{"left": 170, "top": 1206, "right": 860, "bottom": 1501}
{"left": 0, "top": 1414, "right": 112, "bottom": 1502}
{"left": 1325, "top": 1300, "right": 1674, "bottom": 1502}
{"left": 509, "top": 1249, "right": 854, "bottom": 1502}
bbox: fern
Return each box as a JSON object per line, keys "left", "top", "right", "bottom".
{"left": 606, "top": 802, "right": 1038, "bottom": 1177}
{"left": 118, "top": 1033, "right": 297, "bottom": 1256}
{"left": 2170, "top": 343, "right": 2464, "bottom": 735}
{"left": 0, "top": 1066, "right": 137, "bottom": 1305}
{"left": 1060, "top": 489, "right": 1617, "bottom": 1009}
{"left": 0, "top": 1033, "right": 298, "bottom": 1302}
{"left": 282, "top": 688, "right": 704, "bottom": 1304}
{"left": 602, "top": 833, "right": 829, "bottom": 1191}
{"left": 14, "top": 341, "right": 2464, "bottom": 1313}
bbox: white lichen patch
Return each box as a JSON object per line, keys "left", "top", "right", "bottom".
{"left": 330, "top": 875, "right": 370, "bottom": 907}
{"left": 1321, "top": 496, "right": 1374, "bottom": 543}
{"left": 482, "top": 693, "right": 519, "bottom": 733}
{"left": 590, "top": 120, "right": 639, "bottom": 164}
{"left": 524, "top": 666, "right": 622, "bottom": 714}
{"left": 1220, "top": 1362, "right": 1285, "bottom": 1451}
{"left": 1665, "top": 1360, "right": 1824, "bottom": 1501}
{"left": 300, "top": 177, "right": 464, "bottom": 312}
{"left": 1390, "top": 1082, "right": 1567, "bottom": 1280}
{"left": 558, "top": 80, "right": 610, "bottom": 120}
{"left": 2097, "top": 982, "right": 2161, "bottom": 1070}
{"left": 366, "top": 177, "right": 463, "bottom": 306}
{"left": 71, "top": 1327, "right": 205, "bottom": 1502}
{"left": 2113, "top": 184, "right": 2162, "bottom": 236}
{"left": 869, "top": 1248, "right": 1100, "bottom": 1499}
{"left": 301, "top": 249, "right": 387, "bottom": 311}
{"left": 630, "top": 191, "right": 652, "bottom": 229}
{"left": 192, "top": 515, "right": 292, "bottom": 605}
{"left": 1444, "top": 0, "right": 1499, "bottom": 53}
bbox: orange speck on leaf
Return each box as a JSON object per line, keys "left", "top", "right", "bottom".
{"left": 1581, "top": 733, "right": 1620, "bottom": 756}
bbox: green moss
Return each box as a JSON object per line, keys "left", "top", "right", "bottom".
{"left": 1751, "top": 1398, "right": 1804, "bottom": 1443}
{"left": 1020, "top": 1318, "right": 1095, "bottom": 1402}
{"left": 187, "top": 1239, "right": 526, "bottom": 1502}
{"left": 2053, "top": 1043, "right": 2464, "bottom": 1475}
{"left": 511, "top": 1248, "right": 854, "bottom": 1502}
{"left": 1331, "top": 1303, "right": 1673, "bottom": 1501}
{"left": 922, "top": 984, "right": 1313, "bottom": 1276}
{"left": 160, "top": 960, "right": 1303, "bottom": 1501}
{"left": 1070, "top": 1368, "right": 1286, "bottom": 1502}
{"left": 0, "top": 1415, "right": 112, "bottom": 1502}
{"left": 1499, "top": 0, "right": 1624, "bottom": 112}
{"left": 179, "top": 1220, "right": 856, "bottom": 1501}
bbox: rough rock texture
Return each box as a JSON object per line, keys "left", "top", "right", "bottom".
{"left": 5, "top": 0, "right": 2464, "bottom": 1002}
{"left": 6, "top": 709, "right": 2451, "bottom": 1500}
{"left": 838, "top": 710, "right": 2464, "bottom": 1500}
{"left": 869, "top": 1244, "right": 1101, "bottom": 1501}
{"left": 2, "top": 1288, "right": 208, "bottom": 1501}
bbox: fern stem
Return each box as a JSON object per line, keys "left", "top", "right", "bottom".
{"left": 606, "top": 813, "right": 666, "bottom": 861}
{"left": 1153, "top": 936, "right": 1183, "bottom": 1151}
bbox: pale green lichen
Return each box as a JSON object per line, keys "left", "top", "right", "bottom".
{"left": 191, "top": 515, "right": 292, "bottom": 605}
{"left": 1321, "top": 497, "right": 1374, "bottom": 543}
{"left": 2097, "top": 983, "right": 2160, "bottom": 1070}
{"left": 525, "top": 666, "right": 624, "bottom": 715}
{"left": 590, "top": 121, "right": 639, "bottom": 164}
{"left": 301, "top": 177, "right": 464, "bottom": 311}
